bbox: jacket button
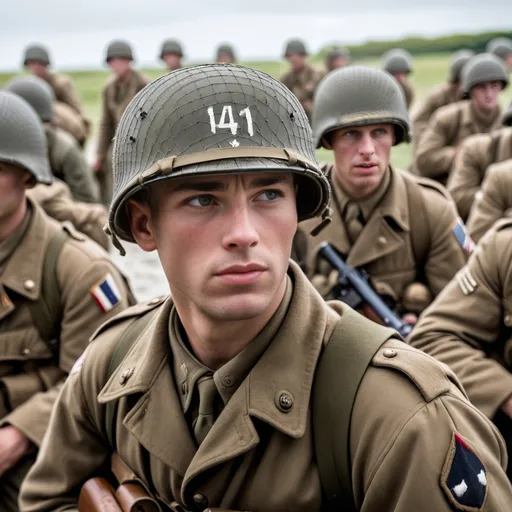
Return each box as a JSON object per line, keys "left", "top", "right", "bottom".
{"left": 383, "top": 349, "right": 397, "bottom": 358}
{"left": 119, "top": 367, "right": 134, "bottom": 384}
{"left": 222, "top": 375, "right": 234, "bottom": 387}
{"left": 21, "top": 348, "right": 30, "bottom": 356}
{"left": 192, "top": 493, "right": 208, "bottom": 509}
{"left": 24, "top": 279, "right": 35, "bottom": 291}
{"left": 378, "top": 236, "right": 387, "bottom": 245}
{"left": 276, "top": 391, "right": 293, "bottom": 412}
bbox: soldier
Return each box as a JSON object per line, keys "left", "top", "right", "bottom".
{"left": 301, "top": 66, "right": 470, "bottom": 323}
{"left": 94, "top": 40, "right": 149, "bottom": 207}
{"left": 504, "top": 99, "right": 512, "bottom": 126}
{"left": 27, "top": 178, "right": 109, "bottom": 250}
{"left": 447, "top": 120, "right": 512, "bottom": 221}
{"left": 5, "top": 75, "right": 99, "bottom": 204}
{"left": 411, "top": 50, "right": 474, "bottom": 154}
{"left": 20, "top": 64, "right": 512, "bottom": 512}
{"left": 325, "top": 45, "right": 351, "bottom": 73}
{"left": 160, "top": 39, "right": 184, "bottom": 72}
{"left": 22, "top": 44, "right": 90, "bottom": 144}
{"left": 381, "top": 48, "right": 415, "bottom": 109}
{"left": 0, "top": 91, "right": 133, "bottom": 511}
{"left": 415, "top": 53, "right": 508, "bottom": 185}
{"left": 466, "top": 159, "right": 512, "bottom": 242}
{"left": 409, "top": 218, "right": 512, "bottom": 478}
{"left": 280, "top": 39, "right": 322, "bottom": 121}
{"left": 487, "top": 37, "right": 512, "bottom": 70}
{"left": 215, "top": 44, "right": 236, "bottom": 64}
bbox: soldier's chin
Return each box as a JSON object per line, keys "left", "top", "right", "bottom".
{"left": 204, "top": 294, "right": 273, "bottom": 322}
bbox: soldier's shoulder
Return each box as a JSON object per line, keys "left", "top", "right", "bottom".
{"left": 53, "top": 73, "right": 73, "bottom": 88}
{"left": 279, "top": 69, "right": 293, "bottom": 83}
{"left": 134, "top": 70, "right": 151, "bottom": 86}
{"left": 434, "top": 100, "right": 465, "bottom": 122}
{"left": 53, "top": 126, "right": 79, "bottom": 150}
{"left": 490, "top": 216, "right": 512, "bottom": 233}
{"left": 401, "top": 171, "right": 452, "bottom": 204}
{"left": 57, "top": 221, "right": 111, "bottom": 264}
{"left": 486, "top": 158, "right": 512, "bottom": 176}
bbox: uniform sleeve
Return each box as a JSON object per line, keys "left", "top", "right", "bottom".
{"left": 356, "top": 393, "right": 512, "bottom": 511}
{"left": 447, "top": 137, "right": 489, "bottom": 221}
{"left": 96, "top": 87, "right": 115, "bottom": 163}
{"left": 4, "top": 254, "right": 132, "bottom": 445}
{"left": 409, "top": 229, "right": 512, "bottom": 418}
{"left": 60, "top": 144, "right": 100, "bottom": 204}
{"left": 423, "top": 193, "right": 467, "bottom": 297}
{"left": 411, "top": 93, "right": 439, "bottom": 153}
{"left": 467, "top": 165, "right": 510, "bottom": 243}
{"left": 19, "top": 350, "right": 111, "bottom": 512}
{"left": 415, "top": 110, "right": 457, "bottom": 180}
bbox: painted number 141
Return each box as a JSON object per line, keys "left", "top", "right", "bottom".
{"left": 207, "top": 106, "right": 254, "bottom": 136}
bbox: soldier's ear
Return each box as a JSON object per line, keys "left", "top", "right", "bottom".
{"left": 23, "top": 171, "right": 36, "bottom": 189}
{"left": 127, "top": 199, "right": 157, "bottom": 252}
{"left": 321, "top": 136, "right": 333, "bottom": 150}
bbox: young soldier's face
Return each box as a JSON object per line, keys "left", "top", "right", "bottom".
{"left": 330, "top": 124, "right": 395, "bottom": 198}
{"left": 162, "top": 54, "right": 181, "bottom": 71}
{"left": 470, "top": 80, "right": 502, "bottom": 111}
{"left": 26, "top": 61, "right": 47, "bottom": 77}
{"left": 0, "top": 163, "right": 31, "bottom": 238}
{"left": 108, "top": 58, "right": 132, "bottom": 76}
{"left": 286, "top": 54, "right": 306, "bottom": 70}
{"left": 131, "top": 172, "right": 297, "bottom": 322}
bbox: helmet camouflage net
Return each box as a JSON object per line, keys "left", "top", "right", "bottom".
{"left": 108, "top": 64, "right": 331, "bottom": 248}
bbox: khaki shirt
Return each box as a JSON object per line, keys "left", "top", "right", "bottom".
{"left": 409, "top": 218, "right": 512, "bottom": 420}
{"left": 27, "top": 180, "right": 109, "bottom": 250}
{"left": 97, "top": 69, "right": 149, "bottom": 163}
{"left": 0, "top": 199, "right": 132, "bottom": 446}
{"left": 467, "top": 159, "right": 512, "bottom": 242}
{"left": 411, "top": 82, "right": 462, "bottom": 154}
{"left": 45, "top": 124, "right": 99, "bottom": 203}
{"left": 42, "top": 72, "right": 84, "bottom": 117}
{"left": 414, "top": 100, "right": 503, "bottom": 185}
{"left": 301, "top": 166, "right": 467, "bottom": 312}
{"left": 447, "top": 127, "right": 512, "bottom": 220}
{"left": 52, "top": 102, "right": 88, "bottom": 146}
{"left": 20, "top": 262, "right": 512, "bottom": 511}
{"left": 280, "top": 64, "right": 323, "bottom": 120}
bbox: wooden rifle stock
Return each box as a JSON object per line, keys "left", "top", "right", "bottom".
{"left": 78, "top": 477, "right": 122, "bottom": 512}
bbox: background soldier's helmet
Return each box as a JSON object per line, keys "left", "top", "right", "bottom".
{"left": 312, "top": 66, "right": 411, "bottom": 149}
{"left": 325, "top": 46, "right": 351, "bottom": 70}
{"left": 105, "top": 40, "right": 134, "bottom": 63}
{"left": 284, "top": 39, "right": 308, "bottom": 57}
{"left": 0, "top": 91, "right": 52, "bottom": 185}
{"left": 23, "top": 44, "right": 51, "bottom": 66}
{"left": 503, "top": 100, "right": 512, "bottom": 126}
{"left": 108, "top": 64, "right": 330, "bottom": 244}
{"left": 486, "top": 37, "right": 512, "bottom": 61}
{"left": 381, "top": 48, "right": 413, "bottom": 75}
{"left": 449, "top": 49, "right": 475, "bottom": 83}
{"left": 160, "top": 39, "right": 183, "bottom": 59}
{"left": 216, "top": 44, "right": 236, "bottom": 62}
{"left": 5, "top": 76, "right": 55, "bottom": 123}
{"left": 461, "top": 53, "right": 509, "bottom": 95}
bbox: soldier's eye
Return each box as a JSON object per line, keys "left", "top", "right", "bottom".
{"left": 188, "top": 195, "right": 214, "bottom": 207}
{"left": 258, "top": 189, "right": 282, "bottom": 201}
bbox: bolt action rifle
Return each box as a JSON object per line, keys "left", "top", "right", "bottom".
{"left": 318, "top": 242, "right": 412, "bottom": 339}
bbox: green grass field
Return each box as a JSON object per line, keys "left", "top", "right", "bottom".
{"left": 1, "top": 54, "right": 511, "bottom": 169}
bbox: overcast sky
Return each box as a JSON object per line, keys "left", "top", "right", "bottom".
{"left": 2, "top": 0, "right": 511, "bottom": 71}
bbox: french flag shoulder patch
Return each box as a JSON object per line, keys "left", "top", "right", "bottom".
{"left": 451, "top": 218, "right": 475, "bottom": 255}
{"left": 441, "top": 432, "right": 488, "bottom": 511}
{"left": 90, "top": 273, "right": 121, "bottom": 313}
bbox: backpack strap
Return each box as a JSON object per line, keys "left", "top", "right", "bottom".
{"left": 105, "top": 308, "right": 160, "bottom": 450}
{"left": 313, "top": 308, "right": 398, "bottom": 511}
{"left": 26, "top": 228, "right": 68, "bottom": 361}
{"left": 402, "top": 173, "right": 431, "bottom": 277}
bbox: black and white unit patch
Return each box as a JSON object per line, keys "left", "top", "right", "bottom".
{"left": 441, "top": 433, "right": 488, "bottom": 511}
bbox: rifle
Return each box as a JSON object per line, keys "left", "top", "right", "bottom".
{"left": 318, "top": 242, "right": 412, "bottom": 339}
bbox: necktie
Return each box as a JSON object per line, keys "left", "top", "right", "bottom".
{"left": 192, "top": 374, "right": 219, "bottom": 446}
{"left": 344, "top": 202, "right": 364, "bottom": 244}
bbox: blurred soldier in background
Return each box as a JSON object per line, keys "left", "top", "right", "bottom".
{"left": 22, "top": 44, "right": 91, "bottom": 145}
{"left": 381, "top": 48, "right": 415, "bottom": 109}
{"left": 487, "top": 37, "right": 512, "bottom": 71}
{"left": 5, "top": 76, "right": 99, "bottom": 204}
{"left": 94, "top": 40, "right": 149, "bottom": 206}
{"left": 215, "top": 43, "right": 237, "bottom": 64}
{"left": 301, "top": 66, "right": 468, "bottom": 324}
{"left": 411, "top": 50, "right": 474, "bottom": 154}
{"left": 159, "top": 39, "right": 184, "bottom": 72}
{"left": 280, "top": 38, "right": 322, "bottom": 121}
{"left": 415, "top": 53, "right": 508, "bottom": 185}
{"left": 324, "top": 45, "right": 351, "bottom": 73}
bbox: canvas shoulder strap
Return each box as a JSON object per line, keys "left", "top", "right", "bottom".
{"left": 104, "top": 308, "right": 160, "bottom": 449}
{"left": 313, "top": 308, "right": 397, "bottom": 511}
{"left": 27, "top": 228, "right": 68, "bottom": 360}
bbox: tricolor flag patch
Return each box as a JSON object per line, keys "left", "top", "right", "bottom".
{"left": 90, "top": 273, "right": 121, "bottom": 313}
{"left": 451, "top": 218, "right": 475, "bottom": 255}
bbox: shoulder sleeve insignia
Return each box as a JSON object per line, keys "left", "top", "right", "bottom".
{"left": 441, "top": 432, "right": 487, "bottom": 511}
{"left": 456, "top": 268, "right": 478, "bottom": 296}
{"left": 451, "top": 218, "right": 476, "bottom": 255}
{"left": 90, "top": 273, "right": 121, "bottom": 312}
